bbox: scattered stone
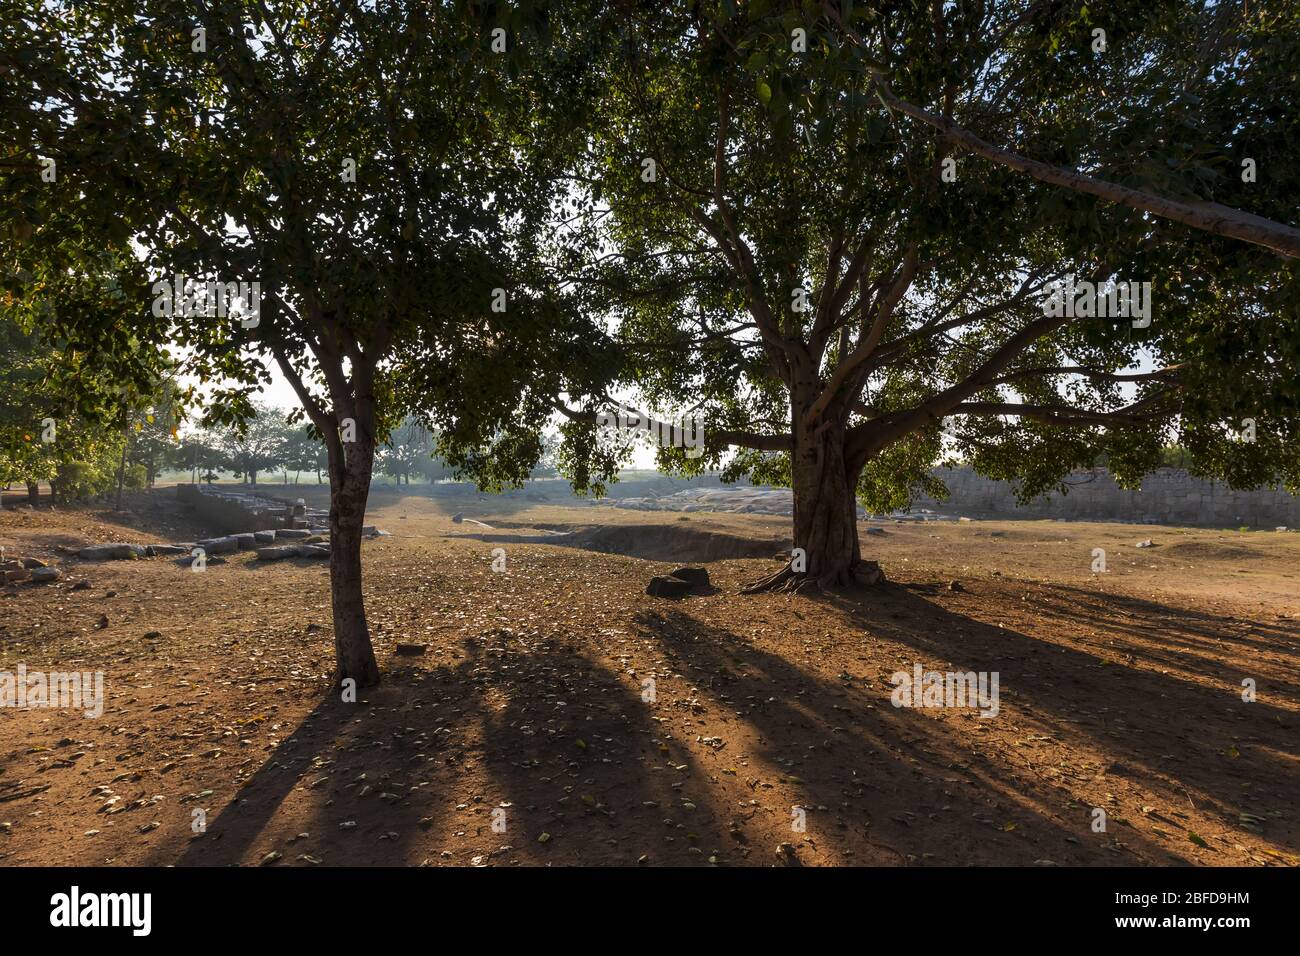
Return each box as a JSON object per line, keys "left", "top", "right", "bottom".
{"left": 854, "top": 561, "right": 886, "bottom": 586}
{"left": 277, "top": 528, "right": 312, "bottom": 539}
{"left": 948, "top": 580, "right": 965, "bottom": 592}
{"left": 147, "top": 544, "right": 189, "bottom": 556}
{"left": 295, "top": 545, "right": 331, "bottom": 559}
{"left": 865, "top": 527, "right": 887, "bottom": 536}
{"left": 1136, "top": 539, "right": 1154, "bottom": 548}
{"left": 29, "top": 567, "right": 62, "bottom": 583}
{"left": 20, "top": 557, "right": 47, "bottom": 569}
{"left": 254, "top": 530, "right": 276, "bottom": 544}
{"left": 196, "top": 536, "right": 239, "bottom": 555}
{"left": 256, "top": 546, "right": 300, "bottom": 561}
{"left": 78, "top": 543, "right": 146, "bottom": 561}
{"left": 233, "top": 533, "right": 257, "bottom": 550}
{"left": 451, "top": 513, "right": 464, "bottom": 523}
{"left": 669, "top": 567, "right": 710, "bottom": 588}
{"left": 71, "top": 580, "right": 91, "bottom": 591}
{"left": 646, "top": 576, "right": 692, "bottom": 598}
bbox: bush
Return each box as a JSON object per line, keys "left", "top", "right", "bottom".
{"left": 124, "top": 463, "right": 148, "bottom": 489}
{"left": 54, "top": 460, "right": 115, "bottom": 499}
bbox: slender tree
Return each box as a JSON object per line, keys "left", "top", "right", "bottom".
{"left": 5, "top": 0, "right": 615, "bottom": 683}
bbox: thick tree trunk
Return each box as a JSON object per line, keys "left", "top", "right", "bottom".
{"left": 744, "top": 414, "right": 883, "bottom": 593}
{"left": 792, "top": 426, "right": 861, "bottom": 585}
{"left": 327, "top": 432, "right": 380, "bottom": 688}
{"left": 26, "top": 482, "right": 39, "bottom": 506}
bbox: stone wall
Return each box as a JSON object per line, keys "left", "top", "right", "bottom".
{"left": 175, "top": 484, "right": 325, "bottom": 533}
{"left": 912, "top": 466, "right": 1299, "bottom": 528}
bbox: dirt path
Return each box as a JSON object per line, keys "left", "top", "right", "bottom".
{"left": 0, "top": 488, "right": 1296, "bottom": 866}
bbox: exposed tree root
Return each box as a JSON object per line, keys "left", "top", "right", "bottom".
{"left": 741, "top": 562, "right": 796, "bottom": 594}
{"left": 742, "top": 559, "right": 886, "bottom": 594}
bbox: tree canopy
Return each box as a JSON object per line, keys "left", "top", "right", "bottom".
{"left": 5, "top": 0, "right": 1298, "bottom": 658}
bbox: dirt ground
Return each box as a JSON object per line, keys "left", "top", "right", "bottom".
{"left": 1, "top": 484, "right": 1297, "bottom": 867}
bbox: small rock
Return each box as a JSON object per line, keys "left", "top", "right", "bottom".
{"left": 1136, "top": 539, "right": 1154, "bottom": 548}
{"left": 147, "top": 544, "right": 189, "bottom": 556}
{"left": 669, "top": 567, "right": 710, "bottom": 587}
{"left": 29, "top": 567, "right": 62, "bottom": 583}
{"left": 646, "top": 576, "right": 692, "bottom": 598}
{"left": 196, "top": 537, "right": 239, "bottom": 555}
{"left": 948, "top": 580, "right": 964, "bottom": 592}
{"left": 78, "top": 543, "right": 147, "bottom": 561}
{"left": 255, "top": 546, "right": 299, "bottom": 561}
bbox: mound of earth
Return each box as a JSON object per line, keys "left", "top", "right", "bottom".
{"left": 451, "top": 521, "right": 790, "bottom": 563}
{"left": 1162, "top": 540, "right": 1267, "bottom": 562}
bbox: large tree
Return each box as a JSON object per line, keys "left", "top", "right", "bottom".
{"left": 571, "top": 0, "right": 1300, "bottom": 590}
{"left": 4, "top": 0, "right": 615, "bottom": 683}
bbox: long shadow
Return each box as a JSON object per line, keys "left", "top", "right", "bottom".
{"left": 1004, "top": 582, "right": 1300, "bottom": 699}
{"left": 454, "top": 631, "right": 738, "bottom": 865}
{"left": 813, "top": 582, "right": 1300, "bottom": 855}
{"left": 632, "top": 607, "right": 1159, "bottom": 865}
{"left": 156, "top": 637, "right": 733, "bottom": 866}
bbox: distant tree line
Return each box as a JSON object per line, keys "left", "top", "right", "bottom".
{"left": 3, "top": 305, "right": 557, "bottom": 502}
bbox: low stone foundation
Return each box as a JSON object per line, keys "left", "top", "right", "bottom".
{"left": 176, "top": 484, "right": 329, "bottom": 534}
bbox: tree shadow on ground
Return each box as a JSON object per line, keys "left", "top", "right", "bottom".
{"left": 1004, "top": 581, "right": 1300, "bottom": 698}
{"left": 810, "top": 581, "right": 1299, "bottom": 856}
{"left": 157, "top": 635, "right": 734, "bottom": 866}
{"left": 632, "top": 606, "right": 1170, "bottom": 865}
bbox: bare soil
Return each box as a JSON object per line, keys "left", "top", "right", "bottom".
{"left": 1, "top": 485, "right": 1296, "bottom": 867}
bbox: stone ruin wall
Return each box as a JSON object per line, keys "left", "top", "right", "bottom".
{"left": 911, "top": 466, "right": 1300, "bottom": 528}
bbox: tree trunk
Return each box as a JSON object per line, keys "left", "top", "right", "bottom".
{"left": 26, "top": 481, "right": 39, "bottom": 506}
{"left": 744, "top": 415, "right": 883, "bottom": 593}
{"left": 114, "top": 438, "right": 128, "bottom": 511}
{"left": 327, "top": 431, "right": 380, "bottom": 688}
